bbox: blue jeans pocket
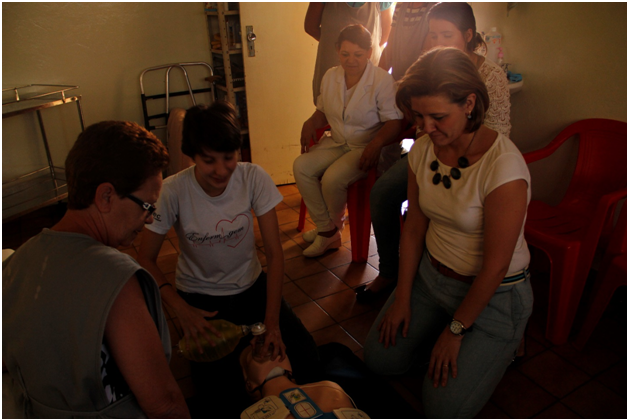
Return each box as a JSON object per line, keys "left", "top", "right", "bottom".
{"left": 511, "top": 278, "right": 534, "bottom": 323}
{"left": 474, "top": 279, "right": 533, "bottom": 341}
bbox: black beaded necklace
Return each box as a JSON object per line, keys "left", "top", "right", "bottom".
{"left": 430, "top": 130, "right": 477, "bottom": 189}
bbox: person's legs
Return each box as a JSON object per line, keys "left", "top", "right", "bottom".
{"left": 364, "top": 255, "right": 449, "bottom": 375}
{"left": 320, "top": 147, "right": 368, "bottom": 230}
{"left": 420, "top": 271, "right": 534, "bottom": 418}
{"left": 369, "top": 157, "right": 408, "bottom": 284}
{"left": 365, "top": 252, "right": 533, "bottom": 419}
{"left": 277, "top": 299, "right": 322, "bottom": 384}
{"left": 293, "top": 145, "right": 349, "bottom": 233}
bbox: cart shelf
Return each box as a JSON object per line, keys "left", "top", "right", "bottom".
{"left": 2, "top": 84, "right": 84, "bottom": 222}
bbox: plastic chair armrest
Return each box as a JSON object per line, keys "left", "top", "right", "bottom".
{"left": 523, "top": 127, "right": 580, "bottom": 164}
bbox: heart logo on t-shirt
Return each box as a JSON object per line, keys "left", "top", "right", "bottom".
{"left": 215, "top": 214, "right": 250, "bottom": 248}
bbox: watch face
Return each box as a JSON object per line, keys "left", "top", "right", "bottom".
{"left": 450, "top": 320, "right": 464, "bottom": 335}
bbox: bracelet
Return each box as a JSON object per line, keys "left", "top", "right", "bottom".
{"left": 159, "top": 283, "right": 173, "bottom": 290}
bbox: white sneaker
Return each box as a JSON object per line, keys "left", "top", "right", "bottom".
{"left": 303, "top": 232, "right": 341, "bottom": 258}
{"left": 302, "top": 228, "right": 318, "bottom": 243}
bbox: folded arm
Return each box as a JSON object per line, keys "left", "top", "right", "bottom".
{"left": 359, "top": 118, "right": 403, "bottom": 171}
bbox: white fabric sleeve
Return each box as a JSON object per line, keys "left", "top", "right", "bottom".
{"left": 249, "top": 165, "right": 283, "bottom": 217}
{"left": 376, "top": 72, "right": 403, "bottom": 123}
{"left": 483, "top": 152, "right": 530, "bottom": 198}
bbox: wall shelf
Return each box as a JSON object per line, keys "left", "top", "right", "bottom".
{"left": 205, "top": 2, "right": 250, "bottom": 162}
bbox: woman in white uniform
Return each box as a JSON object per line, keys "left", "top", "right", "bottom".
{"left": 294, "top": 24, "right": 403, "bottom": 258}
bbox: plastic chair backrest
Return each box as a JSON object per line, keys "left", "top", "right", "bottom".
{"left": 559, "top": 119, "right": 627, "bottom": 210}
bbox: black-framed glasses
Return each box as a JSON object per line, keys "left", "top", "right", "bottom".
{"left": 126, "top": 194, "right": 157, "bottom": 215}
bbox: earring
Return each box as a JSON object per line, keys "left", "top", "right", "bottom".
{"left": 467, "top": 113, "right": 472, "bottom": 120}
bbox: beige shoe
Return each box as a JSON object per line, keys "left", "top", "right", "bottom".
{"left": 303, "top": 232, "right": 341, "bottom": 258}
{"left": 302, "top": 228, "right": 318, "bottom": 243}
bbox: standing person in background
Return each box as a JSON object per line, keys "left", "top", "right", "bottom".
{"left": 378, "top": 2, "right": 436, "bottom": 81}
{"left": 3, "top": 121, "right": 190, "bottom": 419}
{"left": 305, "top": 2, "right": 394, "bottom": 105}
{"left": 359, "top": 1, "right": 511, "bottom": 302}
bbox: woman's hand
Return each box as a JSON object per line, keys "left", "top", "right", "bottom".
{"left": 359, "top": 141, "right": 383, "bottom": 172}
{"left": 170, "top": 300, "right": 219, "bottom": 353}
{"left": 428, "top": 327, "right": 463, "bottom": 388}
{"left": 261, "top": 323, "right": 287, "bottom": 362}
{"left": 300, "top": 119, "right": 318, "bottom": 154}
{"left": 377, "top": 300, "right": 411, "bottom": 348}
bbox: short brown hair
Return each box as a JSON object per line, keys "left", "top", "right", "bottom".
{"left": 396, "top": 47, "right": 489, "bottom": 132}
{"left": 336, "top": 24, "right": 372, "bottom": 51}
{"left": 65, "top": 121, "right": 169, "bottom": 209}
{"left": 182, "top": 100, "right": 241, "bottom": 157}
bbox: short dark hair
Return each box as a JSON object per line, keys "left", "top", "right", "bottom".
{"left": 336, "top": 24, "right": 373, "bottom": 51}
{"left": 65, "top": 121, "right": 169, "bottom": 209}
{"left": 428, "top": 2, "right": 487, "bottom": 54}
{"left": 181, "top": 100, "right": 242, "bottom": 157}
{"left": 396, "top": 47, "right": 489, "bottom": 133}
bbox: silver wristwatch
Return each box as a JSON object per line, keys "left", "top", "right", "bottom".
{"left": 449, "top": 319, "right": 469, "bottom": 336}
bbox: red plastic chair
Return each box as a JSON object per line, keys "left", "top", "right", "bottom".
{"left": 573, "top": 202, "right": 627, "bottom": 351}
{"left": 523, "top": 118, "right": 627, "bottom": 345}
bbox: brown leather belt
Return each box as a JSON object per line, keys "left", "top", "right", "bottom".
{"left": 428, "top": 253, "right": 475, "bottom": 284}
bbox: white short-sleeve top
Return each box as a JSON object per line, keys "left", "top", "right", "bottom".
{"left": 408, "top": 133, "right": 531, "bottom": 276}
{"left": 146, "top": 163, "right": 283, "bottom": 296}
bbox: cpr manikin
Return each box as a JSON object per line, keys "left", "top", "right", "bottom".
{"left": 239, "top": 346, "right": 370, "bottom": 419}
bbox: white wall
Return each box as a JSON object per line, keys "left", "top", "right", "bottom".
{"left": 3, "top": 2, "right": 212, "bottom": 179}
{"left": 472, "top": 2, "right": 627, "bottom": 203}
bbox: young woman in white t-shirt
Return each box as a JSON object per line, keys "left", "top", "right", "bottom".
{"left": 138, "top": 101, "right": 319, "bottom": 415}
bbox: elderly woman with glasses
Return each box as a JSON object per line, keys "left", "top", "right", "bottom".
{"left": 364, "top": 47, "right": 533, "bottom": 419}
{"left": 3, "top": 122, "right": 191, "bottom": 418}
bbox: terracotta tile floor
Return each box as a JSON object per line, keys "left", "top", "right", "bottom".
{"left": 4, "top": 185, "right": 627, "bottom": 418}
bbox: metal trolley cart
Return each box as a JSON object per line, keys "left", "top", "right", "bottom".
{"left": 2, "top": 84, "right": 85, "bottom": 222}
{"left": 139, "top": 61, "right": 215, "bottom": 139}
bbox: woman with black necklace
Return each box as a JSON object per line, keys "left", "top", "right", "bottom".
{"left": 364, "top": 47, "right": 533, "bottom": 419}
{"left": 361, "top": 1, "right": 511, "bottom": 302}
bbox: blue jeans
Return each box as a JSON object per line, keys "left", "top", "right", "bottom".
{"left": 369, "top": 156, "right": 408, "bottom": 280}
{"left": 364, "top": 252, "right": 533, "bottom": 419}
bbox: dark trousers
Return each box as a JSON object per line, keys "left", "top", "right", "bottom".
{"left": 179, "top": 272, "right": 320, "bottom": 416}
